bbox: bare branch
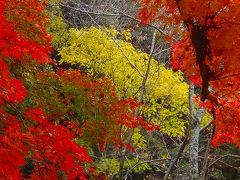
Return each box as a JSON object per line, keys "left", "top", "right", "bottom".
{"left": 58, "top": 3, "right": 178, "bottom": 41}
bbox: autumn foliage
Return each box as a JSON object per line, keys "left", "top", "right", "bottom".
{"left": 0, "top": 0, "right": 95, "bottom": 178}
{"left": 137, "top": 0, "right": 240, "bottom": 147}
{"left": 33, "top": 69, "right": 158, "bottom": 150}
{"left": 0, "top": 0, "right": 161, "bottom": 178}
{"left": 1, "top": 0, "right": 239, "bottom": 178}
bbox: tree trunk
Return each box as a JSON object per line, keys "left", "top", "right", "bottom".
{"left": 189, "top": 82, "right": 205, "bottom": 179}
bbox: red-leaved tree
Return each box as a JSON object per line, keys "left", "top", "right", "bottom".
{"left": 0, "top": 0, "right": 91, "bottom": 178}
{"left": 137, "top": 0, "right": 240, "bottom": 147}
{"left": 0, "top": 0, "right": 159, "bottom": 178}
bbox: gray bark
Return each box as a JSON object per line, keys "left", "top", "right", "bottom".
{"left": 189, "top": 82, "right": 205, "bottom": 180}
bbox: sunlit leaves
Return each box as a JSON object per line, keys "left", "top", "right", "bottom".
{"left": 59, "top": 27, "right": 190, "bottom": 137}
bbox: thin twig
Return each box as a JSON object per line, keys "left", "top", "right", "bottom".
{"left": 163, "top": 136, "right": 189, "bottom": 180}
{"left": 58, "top": 3, "right": 178, "bottom": 41}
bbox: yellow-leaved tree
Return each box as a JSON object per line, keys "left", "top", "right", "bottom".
{"left": 59, "top": 27, "right": 190, "bottom": 137}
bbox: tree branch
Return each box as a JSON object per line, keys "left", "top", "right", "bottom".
{"left": 58, "top": 3, "right": 178, "bottom": 41}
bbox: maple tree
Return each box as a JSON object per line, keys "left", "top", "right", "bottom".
{"left": 0, "top": 0, "right": 160, "bottom": 178}
{"left": 1, "top": 0, "right": 238, "bottom": 178}
{"left": 0, "top": 0, "right": 92, "bottom": 178}
{"left": 137, "top": 0, "right": 240, "bottom": 147}
{"left": 23, "top": 67, "right": 158, "bottom": 149}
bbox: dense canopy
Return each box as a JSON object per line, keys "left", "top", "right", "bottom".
{"left": 0, "top": 0, "right": 239, "bottom": 179}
